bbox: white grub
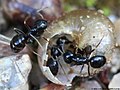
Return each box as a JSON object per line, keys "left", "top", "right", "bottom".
{"left": 0, "top": 54, "right": 31, "bottom": 90}
{"left": 38, "top": 9, "right": 114, "bottom": 86}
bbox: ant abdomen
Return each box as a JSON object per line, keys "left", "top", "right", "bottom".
{"left": 46, "top": 58, "right": 58, "bottom": 76}
{"left": 90, "top": 55, "right": 106, "bottom": 68}
{"left": 10, "top": 34, "right": 27, "bottom": 53}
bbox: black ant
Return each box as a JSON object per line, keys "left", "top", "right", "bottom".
{"left": 46, "top": 36, "right": 71, "bottom": 76}
{"left": 47, "top": 36, "right": 106, "bottom": 76}
{"left": 63, "top": 36, "right": 106, "bottom": 75}
{"left": 63, "top": 49, "right": 106, "bottom": 75}
{"left": 10, "top": 15, "right": 48, "bottom": 53}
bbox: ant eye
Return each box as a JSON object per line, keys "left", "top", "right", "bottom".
{"left": 35, "top": 19, "right": 47, "bottom": 30}
{"left": 90, "top": 55, "right": 106, "bottom": 68}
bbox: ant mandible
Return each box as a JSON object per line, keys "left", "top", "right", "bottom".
{"left": 10, "top": 12, "right": 48, "bottom": 53}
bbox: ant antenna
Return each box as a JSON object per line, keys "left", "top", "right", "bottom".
{"left": 24, "top": 15, "right": 31, "bottom": 30}
{"left": 14, "top": 28, "right": 26, "bottom": 35}
{"left": 89, "top": 35, "right": 104, "bottom": 59}
{"left": 36, "top": 10, "right": 44, "bottom": 19}
{"left": 36, "top": 6, "right": 49, "bottom": 19}
{"left": 87, "top": 35, "right": 105, "bottom": 76}
{"left": 26, "top": 44, "right": 42, "bottom": 58}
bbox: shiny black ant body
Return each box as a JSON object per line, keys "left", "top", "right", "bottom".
{"left": 46, "top": 58, "right": 59, "bottom": 76}
{"left": 63, "top": 50, "right": 106, "bottom": 68}
{"left": 63, "top": 43, "right": 106, "bottom": 75}
{"left": 46, "top": 36, "right": 71, "bottom": 76}
{"left": 47, "top": 36, "right": 106, "bottom": 76}
{"left": 10, "top": 19, "right": 47, "bottom": 53}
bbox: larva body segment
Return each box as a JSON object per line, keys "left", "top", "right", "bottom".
{"left": 38, "top": 9, "right": 114, "bottom": 86}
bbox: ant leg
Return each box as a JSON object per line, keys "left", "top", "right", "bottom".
{"left": 87, "top": 63, "right": 90, "bottom": 76}
{"left": 57, "top": 48, "right": 71, "bottom": 81}
{"left": 26, "top": 44, "right": 42, "bottom": 58}
{"left": 30, "top": 34, "right": 43, "bottom": 50}
{"left": 42, "top": 36, "right": 49, "bottom": 42}
{"left": 80, "top": 64, "right": 84, "bottom": 75}
{"left": 13, "top": 28, "right": 25, "bottom": 35}
{"left": 36, "top": 10, "right": 44, "bottom": 19}
{"left": 52, "top": 57, "right": 70, "bottom": 81}
{"left": 24, "top": 15, "right": 31, "bottom": 30}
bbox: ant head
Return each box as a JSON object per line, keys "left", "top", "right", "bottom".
{"left": 90, "top": 55, "right": 106, "bottom": 68}
{"left": 56, "top": 36, "right": 71, "bottom": 46}
{"left": 34, "top": 19, "right": 48, "bottom": 30}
